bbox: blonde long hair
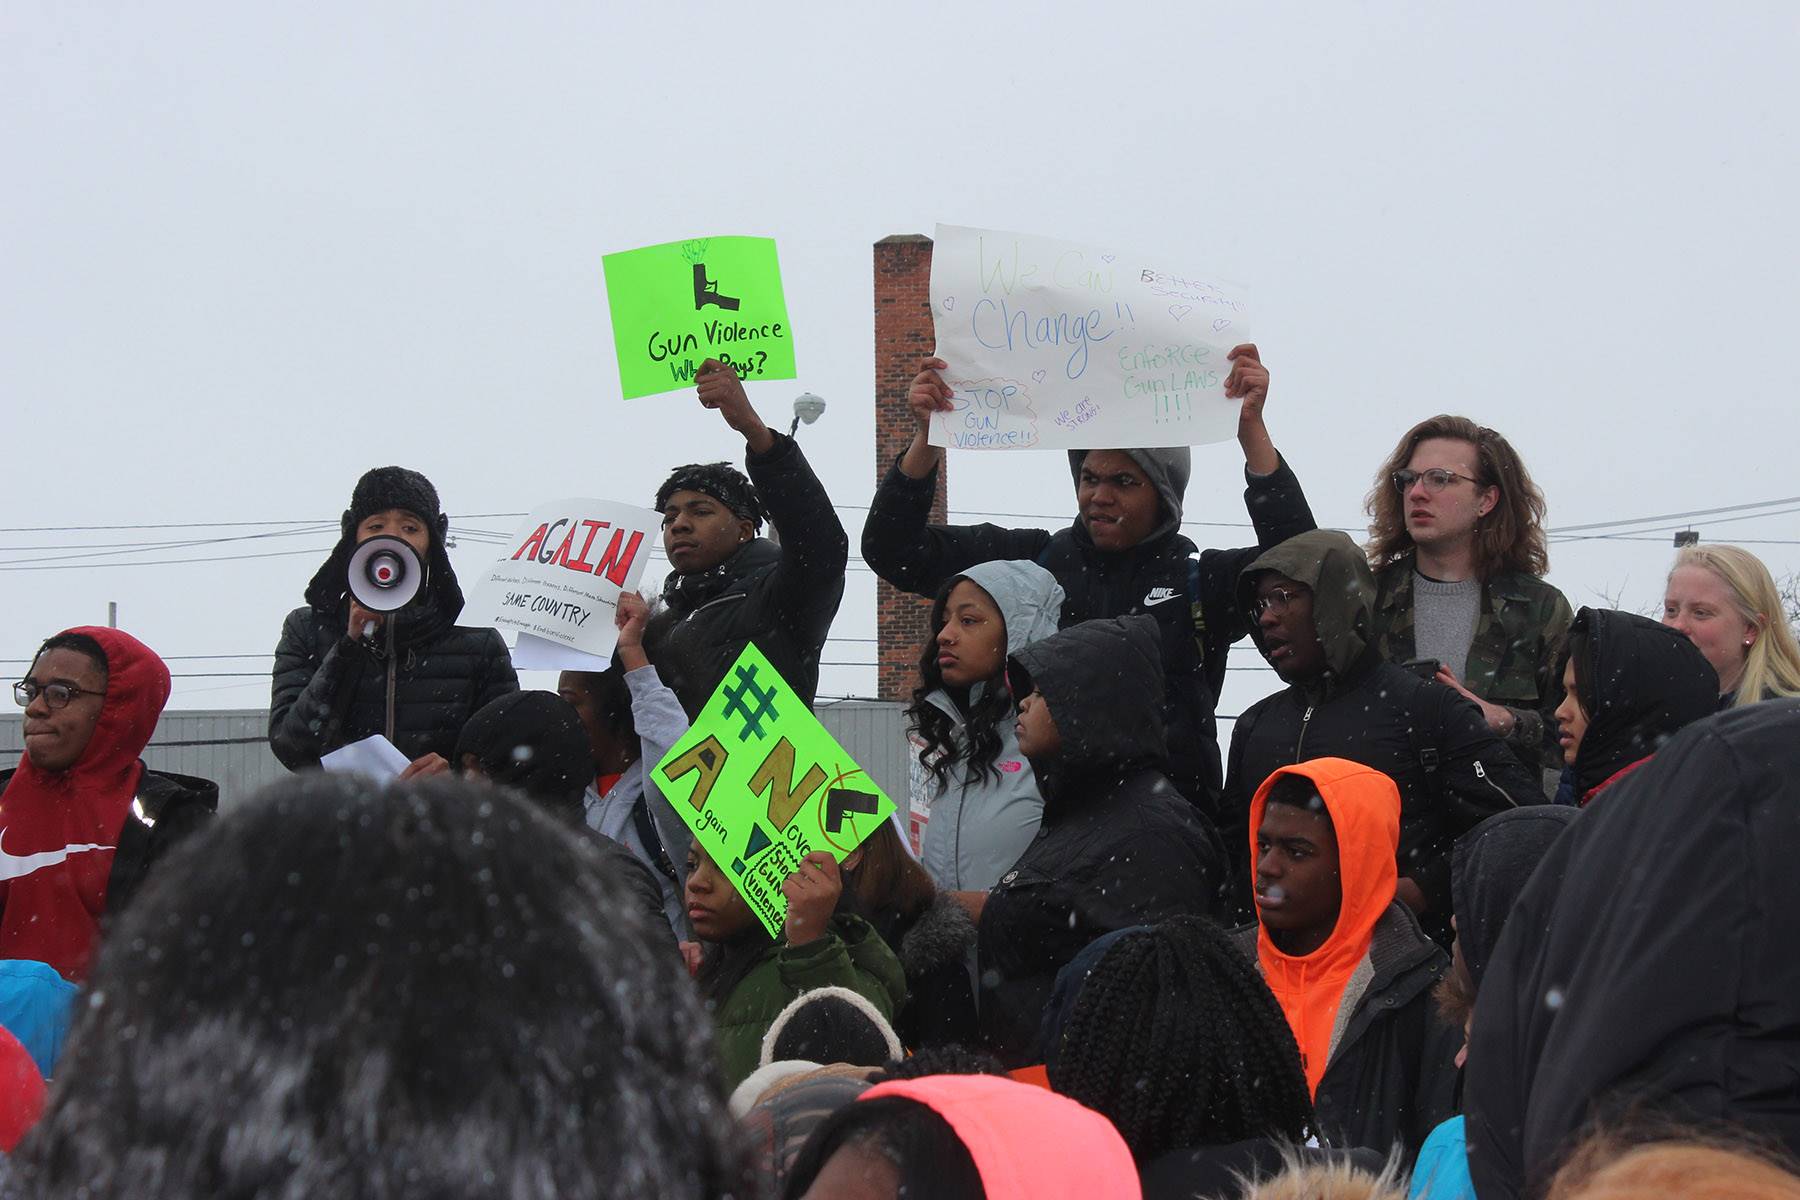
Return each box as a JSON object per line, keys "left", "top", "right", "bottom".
{"left": 1672, "top": 545, "right": 1800, "bottom": 706}
{"left": 1547, "top": 1137, "right": 1800, "bottom": 1200}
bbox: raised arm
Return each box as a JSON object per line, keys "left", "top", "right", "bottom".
{"left": 616, "top": 593, "right": 696, "bottom": 865}
{"left": 861, "top": 356, "right": 1053, "bottom": 597}
{"left": 696, "top": 358, "right": 849, "bottom": 641}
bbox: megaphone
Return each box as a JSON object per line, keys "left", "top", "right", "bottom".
{"left": 347, "top": 536, "right": 425, "bottom": 613}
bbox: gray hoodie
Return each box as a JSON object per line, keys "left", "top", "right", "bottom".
{"left": 583, "top": 664, "right": 694, "bottom": 938}
{"left": 912, "top": 560, "right": 1066, "bottom": 891}
{"left": 1065, "top": 447, "right": 1192, "bottom": 543}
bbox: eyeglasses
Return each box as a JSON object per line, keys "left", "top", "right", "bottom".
{"left": 1393, "top": 468, "right": 1479, "bottom": 494}
{"left": 13, "top": 680, "right": 103, "bottom": 710}
{"left": 1252, "top": 586, "right": 1311, "bottom": 617}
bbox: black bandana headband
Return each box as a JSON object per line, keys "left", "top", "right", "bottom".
{"left": 654, "top": 462, "right": 764, "bottom": 531}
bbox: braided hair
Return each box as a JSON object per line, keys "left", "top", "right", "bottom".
{"left": 1047, "top": 916, "right": 1315, "bottom": 1163}
{"left": 905, "top": 575, "right": 1015, "bottom": 794}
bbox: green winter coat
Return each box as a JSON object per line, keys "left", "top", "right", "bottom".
{"left": 708, "top": 913, "right": 907, "bottom": 1087}
{"left": 1370, "top": 557, "right": 1574, "bottom": 771}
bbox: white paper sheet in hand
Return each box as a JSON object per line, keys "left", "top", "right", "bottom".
{"left": 320, "top": 734, "right": 411, "bottom": 781}
{"left": 511, "top": 630, "right": 615, "bottom": 672}
{"left": 927, "top": 224, "right": 1251, "bottom": 451}
{"left": 457, "top": 498, "right": 658, "bottom": 659}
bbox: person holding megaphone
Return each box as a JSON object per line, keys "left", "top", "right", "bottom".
{"left": 270, "top": 467, "right": 518, "bottom": 775}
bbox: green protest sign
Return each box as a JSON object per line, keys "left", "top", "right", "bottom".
{"left": 601, "top": 236, "right": 798, "bottom": 399}
{"left": 651, "top": 643, "right": 895, "bottom": 938}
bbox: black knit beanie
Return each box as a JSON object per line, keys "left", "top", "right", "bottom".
{"left": 343, "top": 466, "right": 447, "bottom": 543}
{"left": 454, "top": 691, "right": 593, "bottom": 823}
{"left": 654, "top": 462, "right": 764, "bottom": 531}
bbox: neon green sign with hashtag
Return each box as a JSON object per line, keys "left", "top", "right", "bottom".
{"left": 651, "top": 642, "right": 896, "bottom": 938}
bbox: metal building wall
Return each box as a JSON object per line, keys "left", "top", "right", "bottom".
{"left": 814, "top": 700, "right": 910, "bottom": 803}
{"left": 1, "top": 703, "right": 912, "bottom": 811}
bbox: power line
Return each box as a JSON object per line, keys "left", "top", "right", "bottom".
{"left": 0, "top": 546, "right": 334, "bottom": 572}
{"left": 0, "top": 525, "right": 338, "bottom": 568}
{"left": 1546, "top": 495, "right": 1800, "bottom": 535}
{"left": 6, "top": 491, "right": 1800, "bottom": 573}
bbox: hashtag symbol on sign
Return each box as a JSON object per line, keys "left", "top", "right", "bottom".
{"left": 720, "top": 664, "right": 779, "bottom": 741}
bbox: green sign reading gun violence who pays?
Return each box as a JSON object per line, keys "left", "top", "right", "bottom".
{"left": 602, "top": 235, "right": 797, "bottom": 400}
{"left": 651, "top": 643, "right": 895, "bottom": 939}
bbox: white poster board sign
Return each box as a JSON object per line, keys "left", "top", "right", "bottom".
{"left": 927, "top": 224, "right": 1250, "bottom": 450}
{"left": 458, "top": 499, "right": 658, "bottom": 664}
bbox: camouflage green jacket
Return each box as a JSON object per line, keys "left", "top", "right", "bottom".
{"left": 1370, "top": 558, "right": 1574, "bottom": 769}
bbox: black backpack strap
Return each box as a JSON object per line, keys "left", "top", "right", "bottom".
{"left": 1408, "top": 678, "right": 1443, "bottom": 778}
{"left": 630, "top": 794, "right": 680, "bottom": 885}
{"left": 1188, "top": 556, "right": 1209, "bottom": 667}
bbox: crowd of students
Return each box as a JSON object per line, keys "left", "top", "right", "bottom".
{"left": 3, "top": 353, "right": 1800, "bottom": 1198}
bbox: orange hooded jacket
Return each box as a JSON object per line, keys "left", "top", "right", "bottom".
{"left": 1249, "top": 757, "right": 1401, "bottom": 1097}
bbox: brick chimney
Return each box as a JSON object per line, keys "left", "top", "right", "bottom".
{"left": 873, "top": 234, "right": 944, "bottom": 701}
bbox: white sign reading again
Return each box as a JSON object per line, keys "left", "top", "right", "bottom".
{"left": 458, "top": 498, "right": 659, "bottom": 660}
{"left": 927, "top": 223, "right": 1251, "bottom": 451}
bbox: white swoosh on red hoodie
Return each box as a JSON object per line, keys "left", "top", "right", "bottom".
{"left": 0, "top": 831, "right": 112, "bottom": 883}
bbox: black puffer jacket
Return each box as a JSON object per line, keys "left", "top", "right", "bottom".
{"left": 1221, "top": 531, "right": 1541, "bottom": 928}
{"left": 977, "top": 616, "right": 1225, "bottom": 1067}
{"left": 269, "top": 532, "right": 517, "bottom": 770}
{"left": 648, "top": 433, "right": 847, "bottom": 714}
{"left": 0, "top": 766, "right": 217, "bottom": 918}
{"left": 862, "top": 451, "right": 1315, "bottom": 810}
{"left": 1466, "top": 701, "right": 1800, "bottom": 1200}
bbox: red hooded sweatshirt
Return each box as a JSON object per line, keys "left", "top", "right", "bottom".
{"left": 0, "top": 627, "right": 170, "bottom": 980}
{"left": 1249, "top": 757, "right": 1401, "bottom": 1098}
{"left": 860, "top": 1074, "right": 1140, "bottom": 1199}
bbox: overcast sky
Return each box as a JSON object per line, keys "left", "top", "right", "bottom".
{"left": 4, "top": 2, "right": 1797, "bottom": 728}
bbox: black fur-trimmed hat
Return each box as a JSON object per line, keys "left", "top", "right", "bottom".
{"left": 342, "top": 466, "right": 449, "bottom": 543}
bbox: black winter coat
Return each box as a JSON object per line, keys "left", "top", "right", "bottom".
{"left": 977, "top": 616, "right": 1225, "bottom": 1067}
{"left": 1234, "top": 905, "right": 1461, "bottom": 1162}
{"left": 862, "top": 455, "right": 1315, "bottom": 809}
{"left": 1465, "top": 702, "right": 1800, "bottom": 1200}
{"left": 270, "top": 603, "right": 517, "bottom": 770}
{"left": 1223, "top": 654, "right": 1540, "bottom": 926}
{"left": 649, "top": 433, "right": 847, "bottom": 715}
{"left": 1222, "top": 531, "right": 1541, "bottom": 928}
{"left": 0, "top": 766, "right": 217, "bottom": 919}
{"left": 869, "top": 892, "right": 980, "bottom": 1051}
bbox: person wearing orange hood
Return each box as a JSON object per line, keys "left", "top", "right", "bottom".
{"left": 784, "top": 1072, "right": 1142, "bottom": 1199}
{"left": 1235, "top": 758, "right": 1460, "bottom": 1163}
{"left": 0, "top": 628, "right": 216, "bottom": 981}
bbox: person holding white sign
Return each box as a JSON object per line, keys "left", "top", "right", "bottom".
{"left": 644, "top": 360, "right": 848, "bottom": 715}
{"left": 864, "top": 346, "right": 1314, "bottom": 813}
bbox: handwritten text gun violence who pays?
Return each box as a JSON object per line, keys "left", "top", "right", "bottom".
{"left": 603, "top": 235, "right": 798, "bottom": 399}
{"left": 651, "top": 643, "right": 897, "bottom": 939}
{"left": 927, "top": 223, "right": 1250, "bottom": 451}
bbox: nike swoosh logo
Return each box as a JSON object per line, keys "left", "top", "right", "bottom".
{"left": 0, "top": 830, "right": 113, "bottom": 883}
{"left": 1142, "top": 589, "right": 1182, "bottom": 606}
